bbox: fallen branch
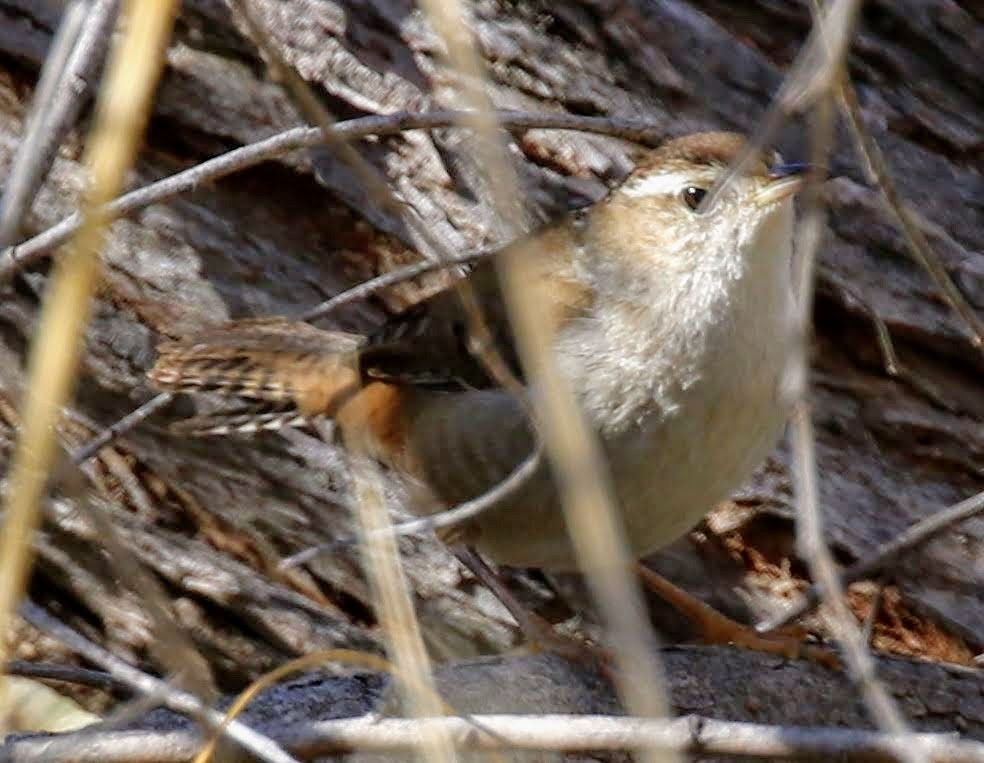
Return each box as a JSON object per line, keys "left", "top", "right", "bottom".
{"left": 7, "top": 713, "right": 982, "bottom": 762}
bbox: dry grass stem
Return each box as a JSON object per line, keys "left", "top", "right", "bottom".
{"left": 416, "top": 2, "right": 675, "bottom": 756}
{"left": 347, "top": 456, "right": 459, "bottom": 763}
{"left": 0, "top": 0, "right": 178, "bottom": 726}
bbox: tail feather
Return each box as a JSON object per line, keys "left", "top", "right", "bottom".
{"left": 149, "top": 318, "right": 365, "bottom": 424}
{"left": 168, "top": 403, "right": 311, "bottom": 436}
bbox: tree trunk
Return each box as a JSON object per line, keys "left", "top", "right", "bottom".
{"left": 0, "top": 0, "right": 980, "bottom": 743}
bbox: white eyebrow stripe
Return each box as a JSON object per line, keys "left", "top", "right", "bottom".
{"left": 620, "top": 171, "right": 694, "bottom": 198}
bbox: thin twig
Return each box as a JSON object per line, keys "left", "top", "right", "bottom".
{"left": 5, "top": 660, "right": 124, "bottom": 693}
{"left": 18, "top": 599, "right": 299, "bottom": 763}
{"left": 758, "top": 488, "right": 984, "bottom": 634}
{"left": 292, "top": 714, "right": 981, "bottom": 760}
{"left": 5, "top": 713, "right": 981, "bottom": 761}
{"left": 0, "top": 1, "right": 86, "bottom": 244}
{"left": 298, "top": 253, "right": 481, "bottom": 322}
{"left": 0, "top": 0, "right": 119, "bottom": 246}
{"left": 70, "top": 392, "right": 174, "bottom": 464}
{"left": 0, "top": 110, "right": 664, "bottom": 281}
{"left": 280, "top": 445, "right": 543, "bottom": 569}
{"left": 230, "top": 0, "right": 437, "bottom": 245}
{"left": 822, "top": 271, "right": 955, "bottom": 412}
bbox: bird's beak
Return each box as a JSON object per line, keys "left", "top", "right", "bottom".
{"left": 754, "top": 162, "right": 810, "bottom": 206}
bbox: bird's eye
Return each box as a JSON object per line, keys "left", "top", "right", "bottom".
{"left": 681, "top": 186, "right": 708, "bottom": 211}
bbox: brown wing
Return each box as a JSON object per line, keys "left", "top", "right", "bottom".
{"left": 361, "top": 216, "right": 593, "bottom": 390}
{"left": 360, "top": 257, "right": 520, "bottom": 389}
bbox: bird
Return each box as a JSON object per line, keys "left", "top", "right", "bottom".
{"left": 149, "top": 131, "right": 816, "bottom": 657}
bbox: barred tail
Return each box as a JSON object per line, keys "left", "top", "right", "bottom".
{"left": 148, "top": 318, "right": 364, "bottom": 435}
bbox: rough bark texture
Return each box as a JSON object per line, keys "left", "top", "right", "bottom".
{"left": 0, "top": 0, "right": 981, "bottom": 750}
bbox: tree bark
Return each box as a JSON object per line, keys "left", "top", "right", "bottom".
{"left": 0, "top": 0, "right": 980, "bottom": 742}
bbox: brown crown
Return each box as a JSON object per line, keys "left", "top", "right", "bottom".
{"left": 637, "top": 131, "right": 772, "bottom": 177}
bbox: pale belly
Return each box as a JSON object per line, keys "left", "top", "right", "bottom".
{"left": 469, "top": 372, "right": 788, "bottom": 571}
